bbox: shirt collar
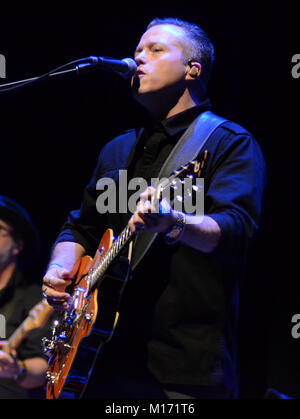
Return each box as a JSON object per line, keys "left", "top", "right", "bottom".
{"left": 161, "top": 98, "right": 212, "bottom": 137}
{"left": 140, "top": 98, "right": 212, "bottom": 141}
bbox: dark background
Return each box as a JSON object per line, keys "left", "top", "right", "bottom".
{"left": 0, "top": 2, "right": 299, "bottom": 399}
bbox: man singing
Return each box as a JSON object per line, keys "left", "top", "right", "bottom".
{"left": 42, "top": 17, "right": 266, "bottom": 399}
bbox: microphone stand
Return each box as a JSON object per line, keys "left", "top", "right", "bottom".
{"left": 0, "top": 66, "right": 86, "bottom": 89}
{"left": 0, "top": 57, "right": 121, "bottom": 93}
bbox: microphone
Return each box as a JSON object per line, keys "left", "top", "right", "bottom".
{"left": 82, "top": 56, "right": 137, "bottom": 79}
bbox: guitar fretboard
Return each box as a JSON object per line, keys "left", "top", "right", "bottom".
{"left": 7, "top": 301, "right": 53, "bottom": 351}
{"left": 89, "top": 225, "right": 133, "bottom": 290}
{"left": 7, "top": 323, "right": 27, "bottom": 350}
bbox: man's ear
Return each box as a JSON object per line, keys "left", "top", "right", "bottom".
{"left": 12, "top": 240, "right": 24, "bottom": 256}
{"left": 186, "top": 61, "right": 202, "bottom": 80}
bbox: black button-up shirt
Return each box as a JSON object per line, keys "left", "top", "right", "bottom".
{"left": 56, "top": 99, "right": 266, "bottom": 390}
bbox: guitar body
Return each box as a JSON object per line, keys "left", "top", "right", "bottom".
{"left": 46, "top": 229, "right": 128, "bottom": 399}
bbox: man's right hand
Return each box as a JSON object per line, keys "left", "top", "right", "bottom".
{"left": 42, "top": 242, "right": 86, "bottom": 309}
{"left": 42, "top": 265, "right": 74, "bottom": 310}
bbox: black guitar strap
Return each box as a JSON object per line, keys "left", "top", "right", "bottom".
{"left": 130, "top": 110, "right": 229, "bottom": 271}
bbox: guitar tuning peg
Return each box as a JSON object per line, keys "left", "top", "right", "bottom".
{"left": 192, "top": 184, "right": 204, "bottom": 192}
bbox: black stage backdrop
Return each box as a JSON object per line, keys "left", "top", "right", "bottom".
{"left": 0, "top": 2, "right": 299, "bottom": 399}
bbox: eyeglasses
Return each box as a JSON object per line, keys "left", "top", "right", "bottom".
{"left": 0, "top": 225, "right": 13, "bottom": 237}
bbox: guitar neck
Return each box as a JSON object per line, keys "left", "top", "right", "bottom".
{"left": 6, "top": 302, "right": 53, "bottom": 352}
{"left": 7, "top": 320, "right": 30, "bottom": 351}
{"left": 89, "top": 225, "right": 133, "bottom": 290}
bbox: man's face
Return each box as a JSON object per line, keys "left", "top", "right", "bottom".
{"left": 132, "top": 24, "right": 189, "bottom": 99}
{"left": 0, "top": 219, "right": 18, "bottom": 266}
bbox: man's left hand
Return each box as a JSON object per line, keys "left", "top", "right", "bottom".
{"left": 128, "top": 186, "right": 176, "bottom": 234}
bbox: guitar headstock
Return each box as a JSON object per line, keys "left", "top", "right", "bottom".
{"left": 170, "top": 150, "right": 209, "bottom": 180}
{"left": 154, "top": 150, "right": 209, "bottom": 214}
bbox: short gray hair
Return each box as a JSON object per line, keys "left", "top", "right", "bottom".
{"left": 146, "top": 17, "right": 215, "bottom": 95}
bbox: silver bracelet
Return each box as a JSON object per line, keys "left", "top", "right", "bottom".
{"left": 164, "top": 212, "right": 186, "bottom": 245}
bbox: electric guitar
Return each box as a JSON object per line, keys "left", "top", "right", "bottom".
{"left": 3, "top": 300, "right": 53, "bottom": 353}
{"left": 44, "top": 150, "right": 209, "bottom": 399}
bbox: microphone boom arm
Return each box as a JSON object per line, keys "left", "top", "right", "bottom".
{"left": 0, "top": 56, "right": 136, "bottom": 93}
